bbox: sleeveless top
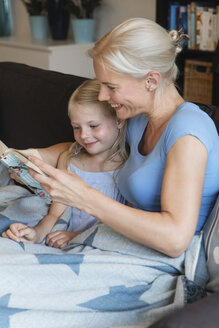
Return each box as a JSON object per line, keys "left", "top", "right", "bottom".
{"left": 68, "top": 162, "right": 125, "bottom": 232}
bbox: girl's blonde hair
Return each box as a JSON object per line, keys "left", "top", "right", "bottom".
{"left": 67, "top": 79, "right": 128, "bottom": 168}
{"left": 88, "top": 18, "right": 187, "bottom": 101}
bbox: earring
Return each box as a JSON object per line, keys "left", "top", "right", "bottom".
{"left": 146, "top": 79, "right": 153, "bottom": 92}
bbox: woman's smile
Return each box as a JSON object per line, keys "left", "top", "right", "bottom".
{"left": 111, "top": 104, "right": 123, "bottom": 111}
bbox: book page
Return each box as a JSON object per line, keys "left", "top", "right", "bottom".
{"left": 0, "top": 140, "right": 8, "bottom": 154}
{"left": 5, "top": 150, "right": 45, "bottom": 175}
{"left": 0, "top": 140, "right": 44, "bottom": 174}
{"left": 0, "top": 152, "right": 51, "bottom": 204}
{"left": 0, "top": 140, "right": 51, "bottom": 204}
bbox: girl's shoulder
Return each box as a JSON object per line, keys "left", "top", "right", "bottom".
{"left": 69, "top": 153, "right": 87, "bottom": 169}
{"left": 57, "top": 150, "right": 69, "bottom": 170}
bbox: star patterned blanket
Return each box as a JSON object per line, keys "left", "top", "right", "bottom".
{"left": 0, "top": 164, "right": 209, "bottom": 328}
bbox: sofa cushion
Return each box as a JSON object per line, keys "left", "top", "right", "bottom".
{"left": 197, "top": 103, "right": 219, "bottom": 133}
{"left": 203, "top": 193, "right": 219, "bottom": 292}
{"left": 148, "top": 291, "right": 219, "bottom": 328}
{"left": 0, "top": 62, "right": 86, "bottom": 148}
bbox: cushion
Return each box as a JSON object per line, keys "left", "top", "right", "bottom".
{"left": 148, "top": 291, "right": 219, "bottom": 328}
{"left": 197, "top": 103, "right": 219, "bottom": 133}
{"left": 148, "top": 195, "right": 219, "bottom": 328}
{"left": 203, "top": 193, "right": 219, "bottom": 292}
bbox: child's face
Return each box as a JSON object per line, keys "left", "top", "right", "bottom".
{"left": 69, "top": 104, "right": 124, "bottom": 157}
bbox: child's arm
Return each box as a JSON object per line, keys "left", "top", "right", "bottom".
{"left": 33, "top": 201, "right": 68, "bottom": 243}
{"left": 1, "top": 201, "right": 67, "bottom": 244}
{"left": 46, "top": 231, "right": 82, "bottom": 249}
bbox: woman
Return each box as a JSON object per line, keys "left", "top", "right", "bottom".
{"left": 29, "top": 18, "right": 218, "bottom": 257}
{"left": 3, "top": 17, "right": 217, "bottom": 327}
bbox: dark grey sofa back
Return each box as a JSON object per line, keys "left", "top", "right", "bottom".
{"left": 0, "top": 62, "right": 86, "bottom": 149}
{"left": 0, "top": 62, "right": 218, "bottom": 150}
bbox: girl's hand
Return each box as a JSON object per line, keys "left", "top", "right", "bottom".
{"left": 46, "top": 230, "right": 81, "bottom": 249}
{"left": 2, "top": 223, "right": 37, "bottom": 243}
{"left": 28, "top": 156, "right": 91, "bottom": 208}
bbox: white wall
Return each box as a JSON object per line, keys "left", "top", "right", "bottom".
{"left": 94, "top": 0, "right": 156, "bottom": 40}
{"left": 13, "top": 0, "right": 156, "bottom": 42}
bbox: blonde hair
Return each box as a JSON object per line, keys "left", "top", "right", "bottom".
{"left": 88, "top": 18, "right": 187, "bottom": 98}
{"left": 67, "top": 79, "right": 128, "bottom": 168}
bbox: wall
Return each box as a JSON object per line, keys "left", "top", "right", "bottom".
{"left": 94, "top": 0, "right": 156, "bottom": 40}
{"left": 13, "top": 0, "right": 156, "bottom": 42}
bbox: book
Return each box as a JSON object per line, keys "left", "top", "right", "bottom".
{"left": 212, "top": 7, "right": 218, "bottom": 51}
{"left": 0, "top": 141, "right": 51, "bottom": 204}
{"left": 187, "top": 2, "right": 196, "bottom": 49}
{"left": 178, "top": 5, "right": 188, "bottom": 33}
{"left": 169, "top": 3, "right": 179, "bottom": 30}
{"left": 195, "top": 5, "right": 217, "bottom": 51}
{"left": 217, "top": 6, "right": 219, "bottom": 48}
{"left": 195, "top": 4, "right": 204, "bottom": 49}
{"left": 199, "top": 7, "right": 210, "bottom": 50}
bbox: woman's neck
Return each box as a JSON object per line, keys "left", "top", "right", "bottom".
{"left": 139, "top": 85, "right": 184, "bottom": 156}
{"left": 147, "top": 84, "right": 184, "bottom": 130}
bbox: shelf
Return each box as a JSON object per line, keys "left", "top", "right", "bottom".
{"left": 156, "top": 0, "right": 219, "bottom": 105}
{"left": 0, "top": 36, "right": 94, "bottom": 78}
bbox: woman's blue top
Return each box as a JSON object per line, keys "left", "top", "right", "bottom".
{"left": 118, "top": 102, "right": 219, "bottom": 231}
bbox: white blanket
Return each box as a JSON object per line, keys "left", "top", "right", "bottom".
{"left": 0, "top": 164, "right": 209, "bottom": 328}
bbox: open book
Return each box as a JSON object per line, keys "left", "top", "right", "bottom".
{"left": 0, "top": 141, "right": 51, "bottom": 204}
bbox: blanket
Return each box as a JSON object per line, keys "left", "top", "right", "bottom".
{"left": 0, "top": 164, "right": 209, "bottom": 328}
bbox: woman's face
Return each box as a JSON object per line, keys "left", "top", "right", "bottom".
{"left": 94, "top": 59, "right": 149, "bottom": 120}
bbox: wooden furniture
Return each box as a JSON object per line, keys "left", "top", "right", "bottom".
{"left": 156, "top": 0, "right": 219, "bottom": 105}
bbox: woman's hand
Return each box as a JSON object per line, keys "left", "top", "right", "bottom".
{"left": 2, "top": 223, "right": 38, "bottom": 243}
{"left": 28, "top": 156, "right": 91, "bottom": 208}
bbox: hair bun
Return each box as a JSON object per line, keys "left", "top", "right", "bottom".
{"left": 169, "top": 27, "right": 189, "bottom": 54}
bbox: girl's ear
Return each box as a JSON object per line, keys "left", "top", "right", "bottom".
{"left": 145, "top": 71, "right": 161, "bottom": 92}
{"left": 117, "top": 119, "right": 126, "bottom": 129}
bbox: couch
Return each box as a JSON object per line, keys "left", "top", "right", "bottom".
{"left": 0, "top": 62, "right": 218, "bottom": 327}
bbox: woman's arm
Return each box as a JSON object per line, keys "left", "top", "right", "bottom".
{"left": 28, "top": 135, "right": 208, "bottom": 257}
{"left": 1, "top": 200, "right": 67, "bottom": 243}
{"left": 32, "top": 150, "right": 69, "bottom": 242}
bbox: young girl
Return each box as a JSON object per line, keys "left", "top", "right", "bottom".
{"left": 2, "top": 79, "right": 128, "bottom": 248}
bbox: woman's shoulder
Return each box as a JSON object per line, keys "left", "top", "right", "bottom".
{"left": 172, "top": 102, "right": 215, "bottom": 127}
{"left": 165, "top": 102, "right": 218, "bottom": 153}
